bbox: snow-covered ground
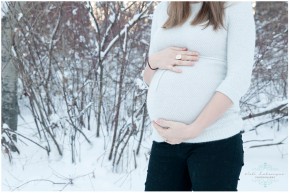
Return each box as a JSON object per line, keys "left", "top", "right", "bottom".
{"left": 1, "top": 108, "right": 288, "bottom": 191}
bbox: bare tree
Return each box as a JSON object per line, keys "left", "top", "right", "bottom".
{"left": 1, "top": 1, "right": 21, "bottom": 160}
{"left": 2, "top": 1, "right": 156, "bottom": 168}
{"left": 240, "top": 2, "right": 287, "bottom": 140}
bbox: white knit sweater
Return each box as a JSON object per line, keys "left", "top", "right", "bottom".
{"left": 143, "top": 1, "right": 256, "bottom": 143}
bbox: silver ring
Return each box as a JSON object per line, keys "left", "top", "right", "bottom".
{"left": 175, "top": 54, "right": 182, "bottom": 60}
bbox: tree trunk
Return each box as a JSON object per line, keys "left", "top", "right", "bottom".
{"left": 1, "top": 15, "right": 18, "bottom": 134}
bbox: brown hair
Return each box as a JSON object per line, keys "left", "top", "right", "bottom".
{"left": 162, "top": 1, "right": 227, "bottom": 31}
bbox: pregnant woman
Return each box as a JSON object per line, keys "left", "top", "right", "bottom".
{"left": 142, "top": 1, "right": 256, "bottom": 191}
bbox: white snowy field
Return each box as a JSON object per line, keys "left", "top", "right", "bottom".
{"left": 1, "top": 108, "right": 288, "bottom": 191}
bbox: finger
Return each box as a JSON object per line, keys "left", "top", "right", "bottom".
{"left": 156, "top": 119, "right": 172, "bottom": 128}
{"left": 153, "top": 122, "right": 167, "bottom": 135}
{"left": 179, "top": 50, "right": 200, "bottom": 56}
{"left": 170, "top": 47, "right": 187, "bottom": 51}
{"left": 168, "top": 140, "right": 177, "bottom": 145}
{"left": 152, "top": 121, "right": 161, "bottom": 129}
{"left": 173, "top": 60, "right": 195, "bottom": 67}
{"left": 154, "top": 120, "right": 167, "bottom": 128}
{"left": 175, "top": 140, "right": 182, "bottom": 145}
{"left": 172, "top": 140, "right": 181, "bottom": 145}
{"left": 165, "top": 138, "right": 172, "bottom": 144}
{"left": 182, "top": 55, "right": 199, "bottom": 61}
{"left": 169, "top": 65, "right": 182, "bottom": 73}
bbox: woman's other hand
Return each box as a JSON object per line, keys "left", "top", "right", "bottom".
{"left": 149, "top": 47, "right": 199, "bottom": 73}
{"left": 152, "top": 119, "right": 203, "bottom": 145}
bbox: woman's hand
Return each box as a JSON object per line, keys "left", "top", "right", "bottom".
{"left": 152, "top": 119, "right": 203, "bottom": 145}
{"left": 149, "top": 47, "right": 199, "bottom": 73}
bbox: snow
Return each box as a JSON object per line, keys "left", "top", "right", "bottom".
{"left": 140, "top": 39, "right": 149, "bottom": 46}
{"left": 95, "top": 5, "right": 152, "bottom": 61}
{"left": 100, "top": 51, "right": 105, "bottom": 59}
{"left": 1, "top": 1, "right": 8, "bottom": 18}
{"left": 17, "top": 13, "right": 23, "bottom": 21}
{"left": 11, "top": 46, "right": 17, "bottom": 57}
{"left": 68, "top": 49, "right": 74, "bottom": 55}
{"left": 128, "top": 13, "right": 141, "bottom": 26}
{"left": 96, "top": 66, "right": 100, "bottom": 75}
{"left": 77, "top": 102, "right": 93, "bottom": 118}
{"left": 85, "top": 2, "right": 90, "bottom": 9}
{"left": 252, "top": 98, "right": 287, "bottom": 114}
{"left": 49, "top": 4, "right": 56, "bottom": 10}
{"left": 122, "top": 25, "right": 128, "bottom": 52}
{"left": 2, "top": 105, "right": 287, "bottom": 191}
{"left": 1, "top": 1, "right": 287, "bottom": 191}
{"left": 72, "top": 8, "right": 78, "bottom": 15}
{"left": 74, "top": 52, "right": 80, "bottom": 59}
{"left": 2, "top": 123, "right": 9, "bottom": 129}
{"left": 66, "top": 20, "right": 70, "bottom": 26}
{"left": 239, "top": 145, "right": 287, "bottom": 190}
{"left": 109, "top": 13, "right": 116, "bottom": 23}
{"left": 79, "top": 35, "right": 85, "bottom": 43}
{"left": 49, "top": 113, "right": 61, "bottom": 124}
{"left": 135, "top": 78, "right": 147, "bottom": 90}
{"left": 239, "top": 119, "right": 288, "bottom": 190}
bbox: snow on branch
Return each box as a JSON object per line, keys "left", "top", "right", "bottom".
{"left": 243, "top": 100, "right": 288, "bottom": 120}
{"left": 249, "top": 137, "right": 288, "bottom": 148}
{"left": 98, "top": 2, "right": 153, "bottom": 60}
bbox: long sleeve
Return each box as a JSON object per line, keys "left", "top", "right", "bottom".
{"left": 147, "top": 2, "right": 161, "bottom": 57}
{"left": 215, "top": 2, "right": 256, "bottom": 107}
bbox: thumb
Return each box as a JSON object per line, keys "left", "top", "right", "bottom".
{"left": 168, "top": 66, "right": 182, "bottom": 73}
{"left": 156, "top": 119, "right": 172, "bottom": 127}
{"left": 172, "top": 66, "right": 182, "bottom": 73}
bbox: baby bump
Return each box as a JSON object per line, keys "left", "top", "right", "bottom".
{"left": 146, "top": 57, "right": 226, "bottom": 125}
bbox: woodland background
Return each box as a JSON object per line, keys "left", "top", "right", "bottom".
{"left": 1, "top": 1, "right": 288, "bottom": 191}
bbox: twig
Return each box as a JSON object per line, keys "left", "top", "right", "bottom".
{"left": 243, "top": 139, "right": 273, "bottom": 143}
{"left": 12, "top": 179, "right": 67, "bottom": 191}
{"left": 249, "top": 137, "right": 288, "bottom": 148}
{"left": 243, "top": 103, "right": 288, "bottom": 120}
{"left": 249, "top": 115, "right": 287, "bottom": 132}
{"left": 3, "top": 129, "right": 48, "bottom": 152}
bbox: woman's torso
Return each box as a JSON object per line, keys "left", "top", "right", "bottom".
{"left": 146, "top": 2, "right": 236, "bottom": 124}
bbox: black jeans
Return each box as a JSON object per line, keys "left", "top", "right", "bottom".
{"left": 144, "top": 132, "right": 244, "bottom": 191}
